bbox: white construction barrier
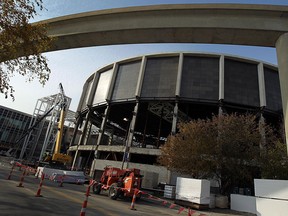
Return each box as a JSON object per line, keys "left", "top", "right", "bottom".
{"left": 256, "top": 197, "right": 288, "bottom": 216}
{"left": 35, "top": 167, "right": 86, "bottom": 184}
{"left": 176, "top": 177, "right": 210, "bottom": 205}
{"left": 254, "top": 179, "right": 288, "bottom": 200}
{"left": 254, "top": 179, "right": 288, "bottom": 216}
{"left": 231, "top": 194, "right": 256, "bottom": 214}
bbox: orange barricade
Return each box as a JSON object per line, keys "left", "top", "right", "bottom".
{"left": 7, "top": 164, "right": 15, "bottom": 180}
{"left": 17, "top": 169, "right": 26, "bottom": 187}
{"left": 130, "top": 188, "right": 138, "bottom": 210}
{"left": 79, "top": 180, "right": 95, "bottom": 216}
{"left": 35, "top": 173, "right": 45, "bottom": 197}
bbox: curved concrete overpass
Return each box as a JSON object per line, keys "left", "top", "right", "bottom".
{"left": 42, "top": 4, "right": 288, "bottom": 151}
{"left": 44, "top": 4, "right": 288, "bottom": 50}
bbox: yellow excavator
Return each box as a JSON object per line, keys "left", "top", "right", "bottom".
{"left": 44, "top": 83, "right": 72, "bottom": 164}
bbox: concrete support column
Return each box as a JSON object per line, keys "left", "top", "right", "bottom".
{"left": 122, "top": 101, "right": 139, "bottom": 169}
{"left": 135, "top": 56, "right": 147, "bottom": 97}
{"left": 171, "top": 102, "right": 178, "bottom": 135}
{"left": 128, "top": 102, "right": 139, "bottom": 147}
{"left": 94, "top": 105, "right": 111, "bottom": 158}
{"left": 218, "top": 55, "right": 225, "bottom": 116}
{"left": 68, "top": 112, "right": 82, "bottom": 148}
{"left": 258, "top": 63, "right": 267, "bottom": 107}
{"left": 219, "top": 55, "right": 225, "bottom": 100}
{"left": 71, "top": 110, "right": 91, "bottom": 169}
{"left": 76, "top": 157, "right": 83, "bottom": 170}
{"left": 71, "top": 149, "right": 79, "bottom": 170}
{"left": 171, "top": 53, "right": 183, "bottom": 136}
{"left": 257, "top": 62, "right": 267, "bottom": 151}
{"left": 83, "top": 121, "right": 92, "bottom": 145}
{"left": 175, "top": 53, "right": 183, "bottom": 97}
{"left": 259, "top": 110, "right": 266, "bottom": 151}
{"left": 276, "top": 33, "right": 288, "bottom": 154}
{"left": 218, "top": 100, "right": 224, "bottom": 116}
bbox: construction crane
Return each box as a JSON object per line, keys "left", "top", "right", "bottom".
{"left": 44, "top": 83, "right": 72, "bottom": 164}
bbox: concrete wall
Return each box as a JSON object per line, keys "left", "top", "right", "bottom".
{"left": 127, "top": 162, "right": 170, "bottom": 188}
{"left": 92, "top": 159, "right": 170, "bottom": 188}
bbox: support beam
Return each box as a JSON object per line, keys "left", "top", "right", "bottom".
{"left": 94, "top": 105, "right": 111, "bottom": 158}
{"left": 276, "top": 33, "right": 288, "bottom": 154}
{"left": 171, "top": 102, "right": 178, "bottom": 135}
{"left": 68, "top": 112, "right": 82, "bottom": 148}
{"left": 219, "top": 55, "right": 225, "bottom": 100}
{"left": 258, "top": 63, "right": 267, "bottom": 107}
{"left": 122, "top": 101, "right": 139, "bottom": 169}
{"left": 218, "top": 55, "right": 225, "bottom": 116}
{"left": 71, "top": 110, "right": 91, "bottom": 169}
{"left": 42, "top": 4, "right": 288, "bottom": 53}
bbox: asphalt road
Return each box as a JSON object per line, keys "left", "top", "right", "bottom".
{"left": 0, "top": 157, "right": 255, "bottom": 216}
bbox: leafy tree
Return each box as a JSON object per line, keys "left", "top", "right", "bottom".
{"left": 261, "top": 140, "right": 288, "bottom": 179}
{"left": 159, "top": 113, "right": 285, "bottom": 195}
{"left": 0, "top": 0, "right": 53, "bottom": 100}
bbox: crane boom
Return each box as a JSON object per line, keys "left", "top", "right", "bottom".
{"left": 50, "top": 83, "right": 72, "bottom": 164}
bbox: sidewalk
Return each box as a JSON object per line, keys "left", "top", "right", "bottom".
{"left": 141, "top": 191, "right": 256, "bottom": 216}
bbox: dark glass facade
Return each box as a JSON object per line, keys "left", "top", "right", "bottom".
{"left": 112, "top": 61, "right": 141, "bottom": 101}
{"left": 181, "top": 56, "right": 219, "bottom": 101}
{"left": 92, "top": 69, "right": 113, "bottom": 105}
{"left": 224, "top": 59, "right": 260, "bottom": 107}
{"left": 0, "top": 106, "right": 31, "bottom": 150}
{"left": 141, "top": 57, "right": 179, "bottom": 98}
{"left": 264, "top": 67, "right": 282, "bottom": 112}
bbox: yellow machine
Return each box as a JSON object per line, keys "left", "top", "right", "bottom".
{"left": 52, "top": 102, "right": 71, "bottom": 163}
{"left": 45, "top": 83, "right": 72, "bottom": 164}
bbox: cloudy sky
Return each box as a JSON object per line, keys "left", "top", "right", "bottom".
{"left": 1, "top": 0, "right": 287, "bottom": 114}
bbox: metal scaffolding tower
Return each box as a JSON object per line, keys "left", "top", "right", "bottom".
{"left": 19, "top": 90, "right": 73, "bottom": 162}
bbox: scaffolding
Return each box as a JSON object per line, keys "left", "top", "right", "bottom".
{"left": 19, "top": 91, "right": 74, "bottom": 162}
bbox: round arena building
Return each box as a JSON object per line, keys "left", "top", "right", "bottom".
{"left": 68, "top": 52, "right": 282, "bottom": 187}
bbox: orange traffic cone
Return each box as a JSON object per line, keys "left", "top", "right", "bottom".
{"left": 17, "top": 169, "right": 26, "bottom": 187}
{"left": 130, "top": 189, "right": 138, "bottom": 210}
{"left": 35, "top": 173, "right": 45, "bottom": 197}
{"left": 80, "top": 197, "right": 88, "bottom": 216}
{"left": 79, "top": 180, "right": 94, "bottom": 216}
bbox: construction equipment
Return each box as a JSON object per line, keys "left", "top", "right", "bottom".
{"left": 18, "top": 83, "right": 73, "bottom": 163}
{"left": 92, "top": 166, "right": 143, "bottom": 200}
{"left": 44, "top": 83, "right": 72, "bottom": 164}
{"left": 34, "top": 84, "right": 86, "bottom": 184}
